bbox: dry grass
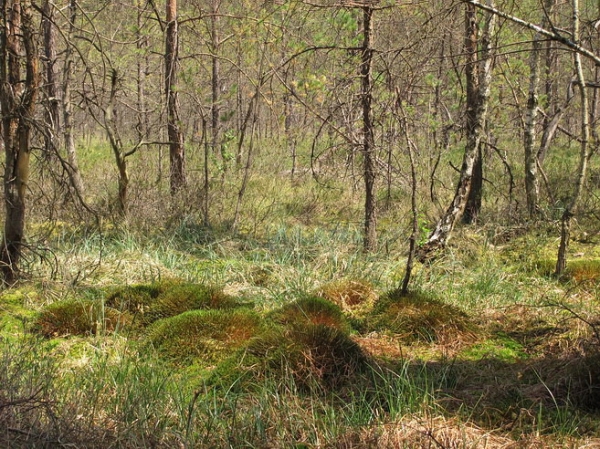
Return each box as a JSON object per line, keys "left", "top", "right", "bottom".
{"left": 332, "top": 416, "right": 600, "bottom": 448}
{"left": 367, "top": 291, "right": 479, "bottom": 347}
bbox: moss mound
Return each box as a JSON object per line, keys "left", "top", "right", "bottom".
{"left": 269, "top": 296, "right": 351, "bottom": 332}
{"left": 106, "top": 280, "right": 242, "bottom": 327}
{"left": 368, "top": 291, "right": 476, "bottom": 344}
{"left": 34, "top": 300, "right": 126, "bottom": 337}
{"left": 145, "top": 308, "right": 263, "bottom": 366}
{"left": 105, "top": 282, "right": 166, "bottom": 311}
{"left": 214, "top": 323, "right": 370, "bottom": 393}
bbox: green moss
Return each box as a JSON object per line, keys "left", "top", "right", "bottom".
{"left": 0, "top": 289, "right": 38, "bottom": 335}
{"left": 0, "top": 312, "right": 27, "bottom": 336}
{"left": 269, "top": 296, "right": 351, "bottom": 333}
{"left": 145, "top": 308, "right": 263, "bottom": 366}
{"left": 0, "top": 289, "right": 26, "bottom": 305}
{"left": 106, "top": 280, "right": 244, "bottom": 327}
{"left": 460, "top": 332, "right": 528, "bottom": 362}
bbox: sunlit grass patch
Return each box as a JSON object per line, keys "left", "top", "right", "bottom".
{"left": 460, "top": 332, "right": 529, "bottom": 363}
{"left": 534, "top": 258, "right": 600, "bottom": 282}
{"left": 315, "top": 278, "right": 377, "bottom": 313}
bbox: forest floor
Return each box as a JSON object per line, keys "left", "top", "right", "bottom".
{"left": 1, "top": 217, "right": 600, "bottom": 448}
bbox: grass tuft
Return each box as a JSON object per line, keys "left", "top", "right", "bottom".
{"left": 286, "top": 324, "right": 369, "bottom": 389}
{"left": 368, "top": 290, "right": 478, "bottom": 345}
{"left": 213, "top": 323, "right": 370, "bottom": 393}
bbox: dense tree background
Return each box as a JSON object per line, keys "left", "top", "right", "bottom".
{"left": 0, "top": 0, "right": 599, "bottom": 280}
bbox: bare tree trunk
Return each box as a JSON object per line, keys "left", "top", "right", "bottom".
{"left": 232, "top": 51, "right": 268, "bottom": 233}
{"left": 210, "top": 0, "right": 221, "bottom": 161}
{"left": 105, "top": 70, "right": 129, "bottom": 216}
{"left": 165, "top": 0, "right": 185, "bottom": 194}
{"left": 462, "top": 6, "right": 482, "bottom": 225}
{"left": 539, "top": 0, "right": 558, "bottom": 165}
{"left": 463, "top": 144, "right": 483, "bottom": 224}
{"left": 398, "top": 106, "right": 418, "bottom": 295}
{"left": 136, "top": 0, "right": 149, "bottom": 141}
{"left": 419, "top": 3, "right": 495, "bottom": 256}
{"left": 63, "top": 0, "right": 85, "bottom": 198}
{"left": 524, "top": 26, "right": 543, "bottom": 218}
{"left": 556, "top": 0, "right": 590, "bottom": 277}
{"left": 418, "top": 2, "right": 495, "bottom": 259}
{"left": 361, "top": 5, "right": 377, "bottom": 252}
{"left": 42, "top": 0, "right": 60, "bottom": 159}
{"left": 202, "top": 116, "right": 210, "bottom": 226}
{"left": 0, "top": 0, "right": 40, "bottom": 283}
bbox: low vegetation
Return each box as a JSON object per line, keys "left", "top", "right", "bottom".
{"left": 2, "top": 214, "right": 600, "bottom": 448}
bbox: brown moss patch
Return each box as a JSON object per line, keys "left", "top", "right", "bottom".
{"left": 368, "top": 291, "right": 478, "bottom": 346}
{"left": 33, "top": 300, "right": 127, "bottom": 337}
{"left": 269, "top": 296, "right": 351, "bottom": 332}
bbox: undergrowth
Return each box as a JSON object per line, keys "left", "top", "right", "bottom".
{"left": 2, "top": 194, "right": 600, "bottom": 446}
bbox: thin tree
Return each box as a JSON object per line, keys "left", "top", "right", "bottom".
{"left": 361, "top": 3, "right": 377, "bottom": 251}
{"left": 62, "top": 0, "right": 86, "bottom": 200}
{"left": 555, "top": 0, "right": 590, "bottom": 276}
{"left": 462, "top": 3, "right": 484, "bottom": 225}
{"left": 41, "top": 0, "right": 59, "bottom": 159}
{"left": 524, "top": 0, "right": 555, "bottom": 218}
{"left": 210, "top": 0, "right": 221, "bottom": 162}
{"left": 418, "top": 2, "right": 496, "bottom": 259}
{"left": 0, "top": 0, "right": 40, "bottom": 283}
{"left": 165, "top": 0, "right": 185, "bottom": 193}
